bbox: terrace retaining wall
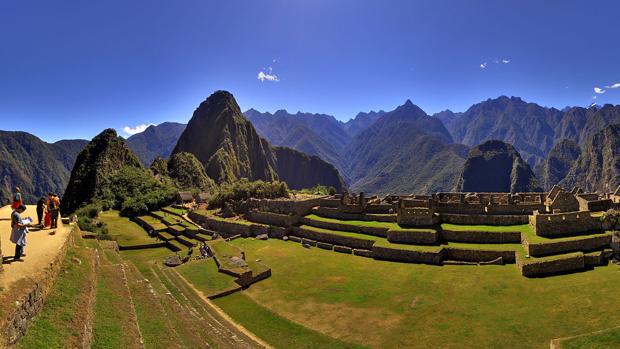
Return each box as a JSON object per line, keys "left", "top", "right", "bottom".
{"left": 443, "top": 248, "right": 516, "bottom": 263}
{"left": 247, "top": 197, "right": 324, "bottom": 216}
{"left": 517, "top": 253, "right": 585, "bottom": 277}
{"left": 372, "top": 245, "right": 443, "bottom": 265}
{"left": 312, "top": 207, "right": 396, "bottom": 222}
{"left": 245, "top": 210, "right": 298, "bottom": 227}
{"left": 524, "top": 234, "right": 612, "bottom": 257}
{"left": 439, "top": 214, "right": 528, "bottom": 225}
{"left": 440, "top": 230, "right": 522, "bottom": 243}
{"left": 386, "top": 230, "right": 438, "bottom": 244}
{"left": 291, "top": 227, "right": 375, "bottom": 250}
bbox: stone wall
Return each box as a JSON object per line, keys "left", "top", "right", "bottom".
{"left": 386, "top": 230, "right": 438, "bottom": 244}
{"left": 434, "top": 202, "right": 545, "bottom": 215}
{"left": 312, "top": 207, "right": 397, "bottom": 222}
{"left": 517, "top": 253, "right": 585, "bottom": 277}
{"left": 529, "top": 211, "right": 603, "bottom": 237}
{"left": 134, "top": 217, "right": 167, "bottom": 232}
{"left": 245, "top": 210, "right": 298, "bottom": 227}
{"left": 443, "top": 248, "right": 516, "bottom": 263}
{"left": 247, "top": 196, "right": 324, "bottom": 216}
{"left": 440, "top": 229, "right": 522, "bottom": 244}
{"left": 0, "top": 225, "right": 75, "bottom": 347}
{"left": 524, "top": 233, "right": 612, "bottom": 257}
{"left": 371, "top": 246, "right": 443, "bottom": 265}
{"left": 291, "top": 227, "right": 375, "bottom": 250}
{"left": 188, "top": 211, "right": 276, "bottom": 238}
{"left": 439, "top": 214, "right": 528, "bottom": 225}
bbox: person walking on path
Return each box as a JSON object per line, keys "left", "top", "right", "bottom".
{"left": 36, "top": 197, "right": 46, "bottom": 226}
{"left": 47, "top": 193, "right": 60, "bottom": 229}
{"left": 11, "top": 204, "right": 29, "bottom": 261}
{"left": 11, "top": 187, "right": 22, "bottom": 210}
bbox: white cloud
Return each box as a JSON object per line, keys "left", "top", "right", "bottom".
{"left": 605, "top": 83, "right": 620, "bottom": 89}
{"left": 122, "top": 123, "right": 154, "bottom": 136}
{"left": 501, "top": 59, "right": 510, "bottom": 64}
{"left": 594, "top": 87, "right": 606, "bottom": 94}
{"left": 257, "top": 66, "right": 280, "bottom": 82}
{"left": 480, "top": 62, "right": 488, "bottom": 69}
{"left": 593, "top": 95, "right": 598, "bottom": 100}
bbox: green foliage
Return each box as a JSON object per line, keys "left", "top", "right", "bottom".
{"left": 601, "top": 209, "right": 620, "bottom": 230}
{"left": 208, "top": 179, "right": 289, "bottom": 212}
{"left": 294, "top": 185, "right": 337, "bottom": 196}
{"left": 167, "top": 152, "right": 215, "bottom": 191}
{"left": 105, "top": 166, "right": 177, "bottom": 216}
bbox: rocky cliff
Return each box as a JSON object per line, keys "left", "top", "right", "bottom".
{"left": 173, "top": 91, "right": 347, "bottom": 191}
{"left": 272, "top": 147, "right": 346, "bottom": 192}
{"left": 457, "top": 140, "right": 542, "bottom": 193}
{"left": 173, "top": 91, "right": 278, "bottom": 183}
{"left": 61, "top": 129, "right": 143, "bottom": 214}
{"left": 537, "top": 139, "right": 581, "bottom": 190}
{"left": 562, "top": 124, "right": 620, "bottom": 192}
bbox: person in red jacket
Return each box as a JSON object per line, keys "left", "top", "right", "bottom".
{"left": 11, "top": 187, "right": 22, "bottom": 210}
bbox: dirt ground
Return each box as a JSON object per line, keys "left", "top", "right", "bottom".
{"left": 0, "top": 205, "right": 71, "bottom": 288}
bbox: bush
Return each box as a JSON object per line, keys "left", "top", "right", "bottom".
{"left": 294, "top": 185, "right": 337, "bottom": 196}
{"left": 209, "top": 179, "right": 290, "bottom": 213}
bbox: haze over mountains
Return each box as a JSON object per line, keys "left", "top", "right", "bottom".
{"left": 3, "top": 92, "right": 620, "bottom": 205}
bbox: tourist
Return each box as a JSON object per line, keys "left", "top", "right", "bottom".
{"left": 47, "top": 193, "right": 60, "bottom": 229}
{"left": 36, "top": 197, "right": 46, "bottom": 226}
{"left": 11, "top": 187, "right": 22, "bottom": 210}
{"left": 10, "top": 204, "right": 29, "bottom": 262}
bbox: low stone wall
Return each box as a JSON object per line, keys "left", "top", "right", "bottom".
{"left": 0, "top": 225, "right": 75, "bottom": 347}
{"left": 440, "top": 214, "right": 528, "bottom": 225}
{"left": 334, "top": 245, "right": 353, "bottom": 254}
{"left": 440, "top": 230, "right": 521, "bottom": 243}
{"left": 118, "top": 242, "right": 167, "bottom": 250}
{"left": 247, "top": 196, "right": 324, "bottom": 215}
{"left": 584, "top": 252, "right": 607, "bottom": 266}
{"left": 524, "top": 234, "right": 612, "bottom": 257}
{"left": 371, "top": 246, "right": 443, "bottom": 265}
{"left": 291, "top": 227, "right": 375, "bottom": 250}
{"left": 188, "top": 211, "right": 273, "bottom": 238}
{"left": 386, "top": 230, "right": 438, "bottom": 244}
{"left": 312, "top": 207, "right": 396, "bottom": 222}
{"left": 517, "top": 253, "right": 585, "bottom": 277}
{"left": 365, "top": 204, "right": 393, "bottom": 214}
{"left": 529, "top": 211, "right": 603, "bottom": 237}
{"left": 317, "top": 242, "right": 333, "bottom": 250}
{"left": 299, "top": 217, "right": 388, "bottom": 237}
{"left": 245, "top": 210, "right": 298, "bottom": 227}
{"left": 353, "top": 249, "right": 373, "bottom": 258}
{"left": 435, "top": 202, "right": 545, "bottom": 215}
{"left": 134, "top": 216, "right": 167, "bottom": 232}
{"left": 443, "top": 248, "right": 516, "bottom": 263}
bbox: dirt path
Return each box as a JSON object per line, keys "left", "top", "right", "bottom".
{"left": 0, "top": 205, "right": 71, "bottom": 288}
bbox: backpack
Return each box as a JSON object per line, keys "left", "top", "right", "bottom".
{"left": 48, "top": 199, "right": 57, "bottom": 211}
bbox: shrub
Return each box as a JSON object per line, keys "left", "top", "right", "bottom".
{"left": 209, "top": 179, "right": 290, "bottom": 213}
{"left": 294, "top": 185, "right": 337, "bottom": 196}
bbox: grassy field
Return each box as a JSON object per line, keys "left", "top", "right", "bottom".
{"left": 305, "top": 214, "right": 435, "bottom": 232}
{"left": 210, "top": 238, "right": 620, "bottom": 349}
{"left": 17, "top": 247, "right": 96, "bottom": 349}
{"left": 176, "top": 259, "right": 238, "bottom": 297}
{"left": 215, "top": 292, "right": 367, "bottom": 349}
{"left": 99, "top": 210, "right": 157, "bottom": 246}
{"left": 558, "top": 326, "right": 620, "bottom": 348}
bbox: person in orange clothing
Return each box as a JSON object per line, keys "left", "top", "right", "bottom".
{"left": 47, "top": 193, "right": 60, "bottom": 229}
{"left": 11, "top": 187, "right": 22, "bottom": 210}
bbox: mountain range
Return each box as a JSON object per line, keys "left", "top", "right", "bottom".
{"left": 4, "top": 93, "right": 620, "bottom": 203}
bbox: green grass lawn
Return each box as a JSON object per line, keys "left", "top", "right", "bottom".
{"left": 176, "top": 259, "right": 238, "bottom": 296}
{"left": 217, "top": 238, "right": 620, "bottom": 349}
{"left": 214, "top": 292, "right": 367, "bottom": 349}
{"left": 99, "top": 210, "right": 158, "bottom": 246}
{"left": 193, "top": 209, "right": 255, "bottom": 225}
{"left": 306, "top": 214, "right": 435, "bottom": 232}
{"left": 558, "top": 326, "right": 620, "bottom": 349}
{"left": 162, "top": 206, "right": 187, "bottom": 216}
{"left": 17, "top": 247, "right": 95, "bottom": 349}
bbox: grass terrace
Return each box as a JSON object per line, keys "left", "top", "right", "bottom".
{"left": 176, "top": 259, "right": 239, "bottom": 297}
{"left": 193, "top": 209, "right": 255, "bottom": 226}
{"left": 305, "top": 214, "right": 435, "bottom": 232}
{"left": 162, "top": 206, "right": 187, "bottom": 216}
{"left": 98, "top": 210, "right": 158, "bottom": 247}
{"left": 136, "top": 215, "right": 167, "bottom": 231}
{"left": 216, "top": 238, "right": 620, "bottom": 349}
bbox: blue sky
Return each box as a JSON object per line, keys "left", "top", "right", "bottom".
{"left": 1, "top": 0, "right": 619, "bottom": 142}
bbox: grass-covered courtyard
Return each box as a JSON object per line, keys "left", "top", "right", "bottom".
{"left": 203, "top": 238, "right": 620, "bottom": 349}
